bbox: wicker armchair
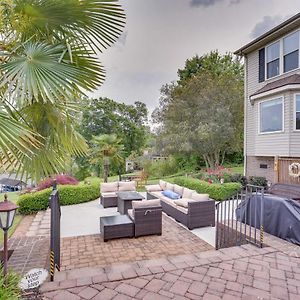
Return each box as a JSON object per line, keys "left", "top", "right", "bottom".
{"left": 128, "top": 199, "right": 162, "bottom": 237}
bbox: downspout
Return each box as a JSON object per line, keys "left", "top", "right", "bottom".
{"left": 243, "top": 54, "right": 248, "bottom": 177}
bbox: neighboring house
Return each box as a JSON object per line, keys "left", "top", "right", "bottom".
{"left": 235, "top": 13, "right": 300, "bottom": 185}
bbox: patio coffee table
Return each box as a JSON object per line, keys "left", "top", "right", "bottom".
{"left": 117, "top": 191, "right": 144, "bottom": 214}
{"left": 100, "top": 215, "right": 134, "bottom": 242}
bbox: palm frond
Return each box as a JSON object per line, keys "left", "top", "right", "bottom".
{"left": 0, "top": 42, "right": 104, "bottom": 104}
{"left": 13, "top": 0, "right": 126, "bottom": 52}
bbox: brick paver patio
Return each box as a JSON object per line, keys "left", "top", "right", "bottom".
{"left": 60, "top": 214, "right": 213, "bottom": 271}
{"left": 41, "top": 239, "right": 300, "bottom": 300}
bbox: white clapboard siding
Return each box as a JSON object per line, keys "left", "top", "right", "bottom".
{"left": 245, "top": 46, "right": 300, "bottom": 157}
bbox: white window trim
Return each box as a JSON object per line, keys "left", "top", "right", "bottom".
{"left": 258, "top": 96, "right": 284, "bottom": 135}
{"left": 265, "top": 29, "right": 300, "bottom": 81}
{"left": 294, "top": 93, "right": 300, "bottom": 131}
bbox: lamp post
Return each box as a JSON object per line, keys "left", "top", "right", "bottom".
{"left": 0, "top": 194, "right": 19, "bottom": 277}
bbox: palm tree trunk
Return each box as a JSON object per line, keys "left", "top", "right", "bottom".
{"left": 103, "top": 157, "right": 109, "bottom": 183}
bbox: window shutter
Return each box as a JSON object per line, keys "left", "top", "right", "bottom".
{"left": 258, "top": 48, "right": 265, "bottom": 83}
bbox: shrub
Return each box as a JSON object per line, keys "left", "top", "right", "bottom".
{"left": 142, "top": 157, "right": 179, "bottom": 178}
{"left": 18, "top": 182, "right": 100, "bottom": 214}
{"left": 248, "top": 176, "right": 268, "bottom": 188}
{"left": 36, "top": 175, "right": 79, "bottom": 191}
{"left": 173, "top": 177, "right": 241, "bottom": 201}
{"left": 228, "top": 173, "right": 247, "bottom": 187}
{"left": 0, "top": 267, "right": 20, "bottom": 300}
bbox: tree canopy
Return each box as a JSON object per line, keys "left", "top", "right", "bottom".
{"left": 153, "top": 51, "right": 244, "bottom": 169}
{"left": 80, "top": 97, "right": 149, "bottom": 157}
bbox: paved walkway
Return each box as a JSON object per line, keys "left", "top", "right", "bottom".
{"left": 60, "top": 215, "right": 212, "bottom": 271}
{"left": 41, "top": 237, "right": 300, "bottom": 300}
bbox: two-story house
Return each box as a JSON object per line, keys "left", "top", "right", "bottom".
{"left": 235, "top": 13, "right": 300, "bottom": 185}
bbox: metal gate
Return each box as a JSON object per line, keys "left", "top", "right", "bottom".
{"left": 49, "top": 182, "right": 61, "bottom": 281}
{"left": 215, "top": 185, "right": 265, "bottom": 250}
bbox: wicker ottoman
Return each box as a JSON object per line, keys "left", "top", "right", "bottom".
{"left": 100, "top": 215, "right": 134, "bottom": 242}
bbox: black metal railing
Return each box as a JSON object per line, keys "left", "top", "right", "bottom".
{"left": 49, "top": 182, "right": 61, "bottom": 281}
{"left": 215, "top": 185, "right": 264, "bottom": 250}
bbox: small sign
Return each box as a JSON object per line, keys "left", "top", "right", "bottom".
{"left": 19, "top": 268, "right": 48, "bottom": 290}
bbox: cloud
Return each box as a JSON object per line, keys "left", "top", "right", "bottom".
{"left": 250, "top": 15, "right": 285, "bottom": 39}
{"left": 190, "top": 0, "right": 242, "bottom": 7}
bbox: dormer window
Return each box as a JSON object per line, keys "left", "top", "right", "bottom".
{"left": 266, "top": 41, "right": 280, "bottom": 79}
{"left": 283, "top": 31, "right": 299, "bottom": 73}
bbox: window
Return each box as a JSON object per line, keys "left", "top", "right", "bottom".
{"left": 283, "top": 32, "right": 299, "bottom": 73}
{"left": 266, "top": 41, "right": 280, "bottom": 79}
{"left": 260, "top": 98, "right": 283, "bottom": 133}
{"left": 296, "top": 95, "right": 300, "bottom": 130}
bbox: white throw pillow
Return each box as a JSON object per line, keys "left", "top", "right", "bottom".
{"left": 118, "top": 181, "right": 136, "bottom": 191}
{"left": 101, "top": 182, "right": 118, "bottom": 193}
{"left": 182, "top": 188, "right": 195, "bottom": 199}
{"left": 159, "top": 180, "right": 167, "bottom": 190}
{"left": 166, "top": 182, "right": 174, "bottom": 191}
{"left": 192, "top": 193, "right": 209, "bottom": 201}
{"left": 174, "top": 184, "right": 184, "bottom": 196}
{"left": 146, "top": 184, "right": 162, "bottom": 192}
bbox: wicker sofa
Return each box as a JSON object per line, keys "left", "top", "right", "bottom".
{"left": 100, "top": 181, "right": 136, "bottom": 208}
{"left": 146, "top": 180, "right": 215, "bottom": 230}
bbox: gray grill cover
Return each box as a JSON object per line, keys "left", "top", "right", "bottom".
{"left": 236, "top": 194, "right": 300, "bottom": 245}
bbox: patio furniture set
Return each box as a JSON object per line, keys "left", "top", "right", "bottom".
{"left": 99, "top": 180, "right": 215, "bottom": 242}
{"left": 100, "top": 181, "right": 162, "bottom": 241}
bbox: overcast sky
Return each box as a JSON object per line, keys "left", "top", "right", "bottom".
{"left": 92, "top": 0, "right": 300, "bottom": 112}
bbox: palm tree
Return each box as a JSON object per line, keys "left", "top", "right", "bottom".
{"left": 0, "top": 0, "right": 125, "bottom": 182}
{"left": 90, "top": 134, "right": 124, "bottom": 182}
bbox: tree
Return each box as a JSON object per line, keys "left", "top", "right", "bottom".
{"left": 90, "top": 134, "right": 125, "bottom": 182}
{"left": 80, "top": 98, "right": 148, "bottom": 156}
{"left": 0, "top": 0, "right": 125, "bottom": 182}
{"left": 153, "top": 51, "right": 244, "bottom": 169}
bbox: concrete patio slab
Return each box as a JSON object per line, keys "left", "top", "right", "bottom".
{"left": 61, "top": 199, "right": 119, "bottom": 238}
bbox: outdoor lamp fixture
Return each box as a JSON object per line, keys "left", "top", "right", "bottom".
{"left": 0, "top": 194, "right": 19, "bottom": 277}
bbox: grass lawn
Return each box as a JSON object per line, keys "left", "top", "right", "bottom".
{"left": 229, "top": 165, "right": 244, "bottom": 175}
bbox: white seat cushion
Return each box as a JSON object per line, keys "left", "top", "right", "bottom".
{"left": 166, "top": 182, "right": 174, "bottom": 191}
{"left": 174, "top": 184, "right": 184, "bottom": 196}
{"left": 118, "top": 181, "right": 136, "bottom": 191}
{"left": 159, "top": 180, "right": 167, "bottom": 190}
{"left": 174, "top": 198, "right": 195, "bottom": 208}
{"left": 192, "top": 193, "right": 209, "bottom": 201}
{"left": 145, "top": 184, "right": 162, "bottom": 192}
{"left": 150, "top": 191, "right": 163, "bottom": 198}
{"left": 182, "top": 188, "right": 195, "bottom": 199}
{"left": 101, "top": 182, "right": 118, "bottom": 193}
{"left": 101, "top": 192, "right": 117, "bottom": 197}
{"left": 133, "top": 199, "right": 161, "bottom": 208}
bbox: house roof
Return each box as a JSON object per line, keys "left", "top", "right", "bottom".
{"left": 0, "top": 178, "right": 27, "bottom": 187}
{"left": 234, "top": 13, "right": 300, "bottom": 56}
{"left": 251, "top": 74, "right": 300, "bottom": 97}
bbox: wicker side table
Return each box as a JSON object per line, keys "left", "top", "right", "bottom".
{"left": 100, "top": 215, "right": 134, "bottom": 242}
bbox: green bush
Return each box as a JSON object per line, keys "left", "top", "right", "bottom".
{"left": 173, "top": 177, "right": 241, "bottom": 201}
{"left": 18, "top": 183, "right": 100, "bottom": 214}
{"left": 248, "top": 176, "right": 268, "bottom": 188}
{"left": 142, "top": 157, "right": 179, "bottom": 178}
{"left": 0, "top": 267, "right": 20, "bottom": 300}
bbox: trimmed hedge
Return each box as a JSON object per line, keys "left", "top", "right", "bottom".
{"left": 18, "top": 183, "right": 100, "bottom": 214}
{"left": 173, "top": 177, "right": 241, "bottom": 201}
